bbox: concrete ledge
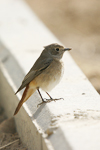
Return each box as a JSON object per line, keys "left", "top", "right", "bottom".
{"left": 0, "top": 0, "right": 100, "bottom": 150}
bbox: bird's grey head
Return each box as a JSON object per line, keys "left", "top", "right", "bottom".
{"left": 44, "top": 43, "right": 71, "bottom": 60}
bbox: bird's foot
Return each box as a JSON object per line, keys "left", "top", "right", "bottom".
{"left": 37, "top": 98, "right": 64, "bottom": 107}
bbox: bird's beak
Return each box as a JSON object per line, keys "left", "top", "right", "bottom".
{"left": 64, "top": 48, "right": 72, "bottom": 51}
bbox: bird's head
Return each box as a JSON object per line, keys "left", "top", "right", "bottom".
{"left": 44, "top": 43, "right": 71, "bottom": 59}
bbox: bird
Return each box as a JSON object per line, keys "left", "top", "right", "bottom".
{"left": 14, "top": 43, "right": 71, "bottom": 115}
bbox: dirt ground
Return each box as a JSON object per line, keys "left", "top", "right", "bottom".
{"left": 25, "top": 0, "right": 100, "bottom": 94}
{"left": 0, "top": 106, "right": 27, "bottom": 150}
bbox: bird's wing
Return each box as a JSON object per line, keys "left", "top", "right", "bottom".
{"left": 15, "top": 58, "right": 53, "bottom": 94}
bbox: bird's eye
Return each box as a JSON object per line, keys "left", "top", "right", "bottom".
{"left": 56, "top": 48, "right": 59, "bottom": 51}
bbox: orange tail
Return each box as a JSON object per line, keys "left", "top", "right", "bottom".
{"left": 14, "top": 84, "right": 36, "bottom": 115}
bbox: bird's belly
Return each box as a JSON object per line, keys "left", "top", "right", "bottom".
{"left": 35, "top": 60, "right": 63, "bottom": 92}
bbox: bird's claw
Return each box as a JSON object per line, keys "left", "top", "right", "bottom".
{"left": 37, "top": 98, "right": 64, "bottom": 107}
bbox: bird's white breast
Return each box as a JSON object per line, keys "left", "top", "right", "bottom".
{"left": 35, "top": 59, "right": 64, "bottom": 92}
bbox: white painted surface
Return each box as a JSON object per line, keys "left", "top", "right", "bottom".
{"left": 0, "top": 0, "right": 61, "bottom": 72}
{"left": 0, "top": 0, "right": 100, "bottom": 150}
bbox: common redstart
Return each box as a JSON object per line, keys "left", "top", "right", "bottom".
{"left": 14, "top": 43, "right": 71, "bottom": 115}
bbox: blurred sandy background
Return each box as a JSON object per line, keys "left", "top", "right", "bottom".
{"left": 25, "top": 0, "right": 100, "bottom": 94}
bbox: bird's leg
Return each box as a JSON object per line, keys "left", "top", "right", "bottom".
{"left": 37, "top": 89, "right": 52, "bottom": 106}
{"left": 46, "top": 92, "right": 53, "bottom": 99}
{"left": 37, "top": 88, "right": 45, "bottom": 102}
{"left": 37, "top": 88, "right": 48, "bottom": 107}
{"left": 37, "top": 89, "right": 64, "bottom": 107}
{"left": 45, "top": 92, "right": 64, "bottom": 102}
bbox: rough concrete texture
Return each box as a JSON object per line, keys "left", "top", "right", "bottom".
{"left": 0, "top": 0, "right": 100, "bottom": 150}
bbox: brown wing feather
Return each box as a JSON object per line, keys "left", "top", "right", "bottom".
{"left": 15, "top": 56, "right": 53, "bottom": 94}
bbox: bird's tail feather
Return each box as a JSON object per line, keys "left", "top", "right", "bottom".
{"left": 14, "top": 84, "right": 36, "bottom": 115}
